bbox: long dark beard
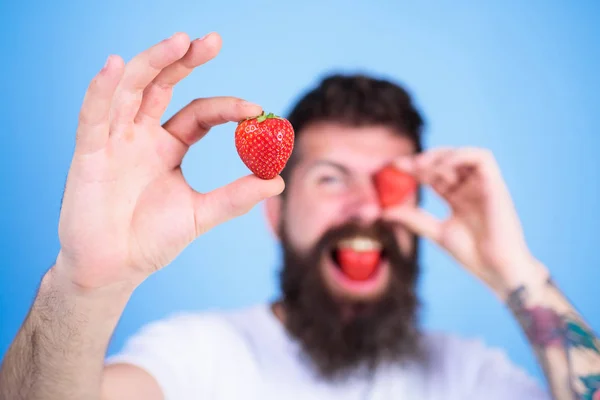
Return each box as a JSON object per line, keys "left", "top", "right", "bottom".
{"left": 278, "top": 219, "right": 424, "bottom": 381}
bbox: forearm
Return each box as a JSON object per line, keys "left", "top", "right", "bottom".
{"left": 506, "top": 263, "right": 600, "bottom": 400}
{"left": 0, "top": 265, "right": 133, "bottom": 400}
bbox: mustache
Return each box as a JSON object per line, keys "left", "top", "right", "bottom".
{"left": 312, "top": 219, "right": 404, "bottom": 255}
{"left": 313, "top": 219, "right": 417, "bottom": 282}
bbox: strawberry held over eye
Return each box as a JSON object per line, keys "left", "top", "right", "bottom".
{"left": 235, "top": 111, "right": 295, "bottom": 180}
{"left": 373, "top": 163, "right": 417, "bottom": 208}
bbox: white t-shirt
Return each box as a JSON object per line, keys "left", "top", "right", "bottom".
{"left": 106, "top": 303, "right": 549, "bottom": 400}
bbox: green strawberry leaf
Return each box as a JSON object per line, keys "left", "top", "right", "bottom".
{"left": 565, "top": 321, "right": 600, "bottom": 354}
{"left": 256, "top": 111, "right": 281, "bottom": 123}
{"left": 256, "top": 111, "right": 268, "bottom": 123}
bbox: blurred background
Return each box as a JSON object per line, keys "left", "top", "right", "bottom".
{"left": 1, "top": 0, "right": 599, "bottom": 387}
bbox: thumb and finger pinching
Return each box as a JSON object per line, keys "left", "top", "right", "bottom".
{"left": 194, "top": 175, "right": 285, "bottom": 234}
{"left": 383, "top": 205, "right": 443, "bottom": 244}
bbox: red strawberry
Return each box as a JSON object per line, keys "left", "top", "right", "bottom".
{"left": 235, "top": 111, "right": 295, "bottom": 180}
{"left": 337, "top": 248, "right": 381, "bottom": 281}
{"left": 373, "top": 164, "right": 417, "bottom": 208}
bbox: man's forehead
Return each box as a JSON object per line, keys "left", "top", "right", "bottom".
{"left": 295, "top": 121, "right": 416, "bottom": 166}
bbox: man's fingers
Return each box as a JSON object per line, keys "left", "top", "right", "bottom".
{"left": 443, "top": 147, "right": 498, "bottom": 178}
{"left": 194, "top": 174, "right": 285, "bottom": 235}
{"left": 394, "top": 147, "right": 494, "bottom": 199}
{"left": 110, "top": 32, "right": 191, "bottom": 133}
{"left": 162, "top": 97, "right": 263, "bottom": 146}
{"left": 431, "top": 168, "right": 458, "bottom": 196}
{"left": 383, "top": 205, "right": 443, "bottom": 244}
{"left": 393, "top": 147, "right": 452, "bottom": 181}
{"left": 75, "top": 55, "right": 125, "bottom": 154}
{"left": 429, "top": 151, "right": 461, "bottom": 197}
{"left": 136, "top": 33, "right": 223, "bottom": 123}
{"left": 394, "top": 148, "right": 457, "bottom": 199}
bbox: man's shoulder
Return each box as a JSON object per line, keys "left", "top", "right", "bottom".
{"left": 415, "top": 330, "right": 544, "bottom": 397}
{"left": 419, "top": 330, "right": 524, "bottom": 371}
{"left": 420, "top": 330, "right": 503, "bottom": 358}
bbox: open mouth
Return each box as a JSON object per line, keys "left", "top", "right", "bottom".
{"left": 330, "top": 236, "right": 386, "bottom": 281}
{"left": 322, "top": 235, "right": 391, "bottom": 299}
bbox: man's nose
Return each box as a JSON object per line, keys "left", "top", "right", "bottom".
{"left": 348, "top": 183, "right": 383, "bottom": 224}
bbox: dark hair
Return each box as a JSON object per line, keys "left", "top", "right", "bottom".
{"left": 281, "top": 73, "right": 426, "bottom": 182}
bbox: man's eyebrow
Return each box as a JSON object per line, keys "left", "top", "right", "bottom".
{"left": 306, "top": 160, "right": 351, "bottom": 175}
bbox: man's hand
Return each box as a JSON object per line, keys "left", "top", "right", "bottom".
{"left": 384, "top": 147, "right": 600, "bottom": 399}
{"left": 0, "top": 32, "right": 284, "bottom": 400}
{"left": 56, "top": 31, "right": 284, "bottom": 291}
{"left": 383, "top": 147, "right": 548, "bottom": 299}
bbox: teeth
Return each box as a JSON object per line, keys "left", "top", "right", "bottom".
{"left": 338, "top": 236, "right": 382, "bottom": 251}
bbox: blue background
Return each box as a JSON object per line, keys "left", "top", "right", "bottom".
{"left": 1, "top": 0, "right": 599, "bottom": 388}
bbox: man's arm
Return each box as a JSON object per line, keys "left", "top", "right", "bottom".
{"left": 507, "top": 268, "right": 600, "bottom": 400}
{"left": 385, "top": 149, "right": 599, "bottom": 399}
{"left": 0, "top": 30, "right": 281, "bottom": 400}
{"left": 0, "top": 266, "right": 161, "bottom": 400}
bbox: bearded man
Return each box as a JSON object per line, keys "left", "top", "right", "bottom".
{"left": 2, "top": 32, "right": 599, "bottom": 400}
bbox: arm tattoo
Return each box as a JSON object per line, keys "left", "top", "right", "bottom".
{"left": 507, "top": 278, "right": 600, "bottom": 400}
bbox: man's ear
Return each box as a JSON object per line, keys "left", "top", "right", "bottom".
{"left": 263, "top": 194, "right": 283, "bottom": 240}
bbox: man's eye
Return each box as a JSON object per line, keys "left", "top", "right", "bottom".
{"left": 318, "top": 175, "right": 341, "bottom": 184}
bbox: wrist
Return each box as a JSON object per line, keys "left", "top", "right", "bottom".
{"left": 44, "top": 261, "right": 136, "bottom": 309}
{"left": 36, "top": 266, "right": 133, "bottom": 345}
{"left": 52, "top": 251, "right": 141, "bottom": 297}
{"left": 492, "top": 256, "right": 551, "bottom": 302}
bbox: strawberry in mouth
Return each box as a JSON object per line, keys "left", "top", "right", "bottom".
{"left": 330, "top": 237, "right": 386, "bottom": 282}
{"left": 317, "top": 222, "right": 400, "bottom": 301}
{"left": 323, "top": 235, "right": 391, "bottom": 300}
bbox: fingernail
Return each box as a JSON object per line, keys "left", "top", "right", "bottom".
{"left": 241, "top": 100, "right": 261, "bottom": 109}
{"left": 198, "top": 32, "right": 214, "bottom": 41}
{"left": 168, "top": 32, "right": 185, "bottom": 42}
{"left": 101, "top": 55, "right": 111, "bottom": 72}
